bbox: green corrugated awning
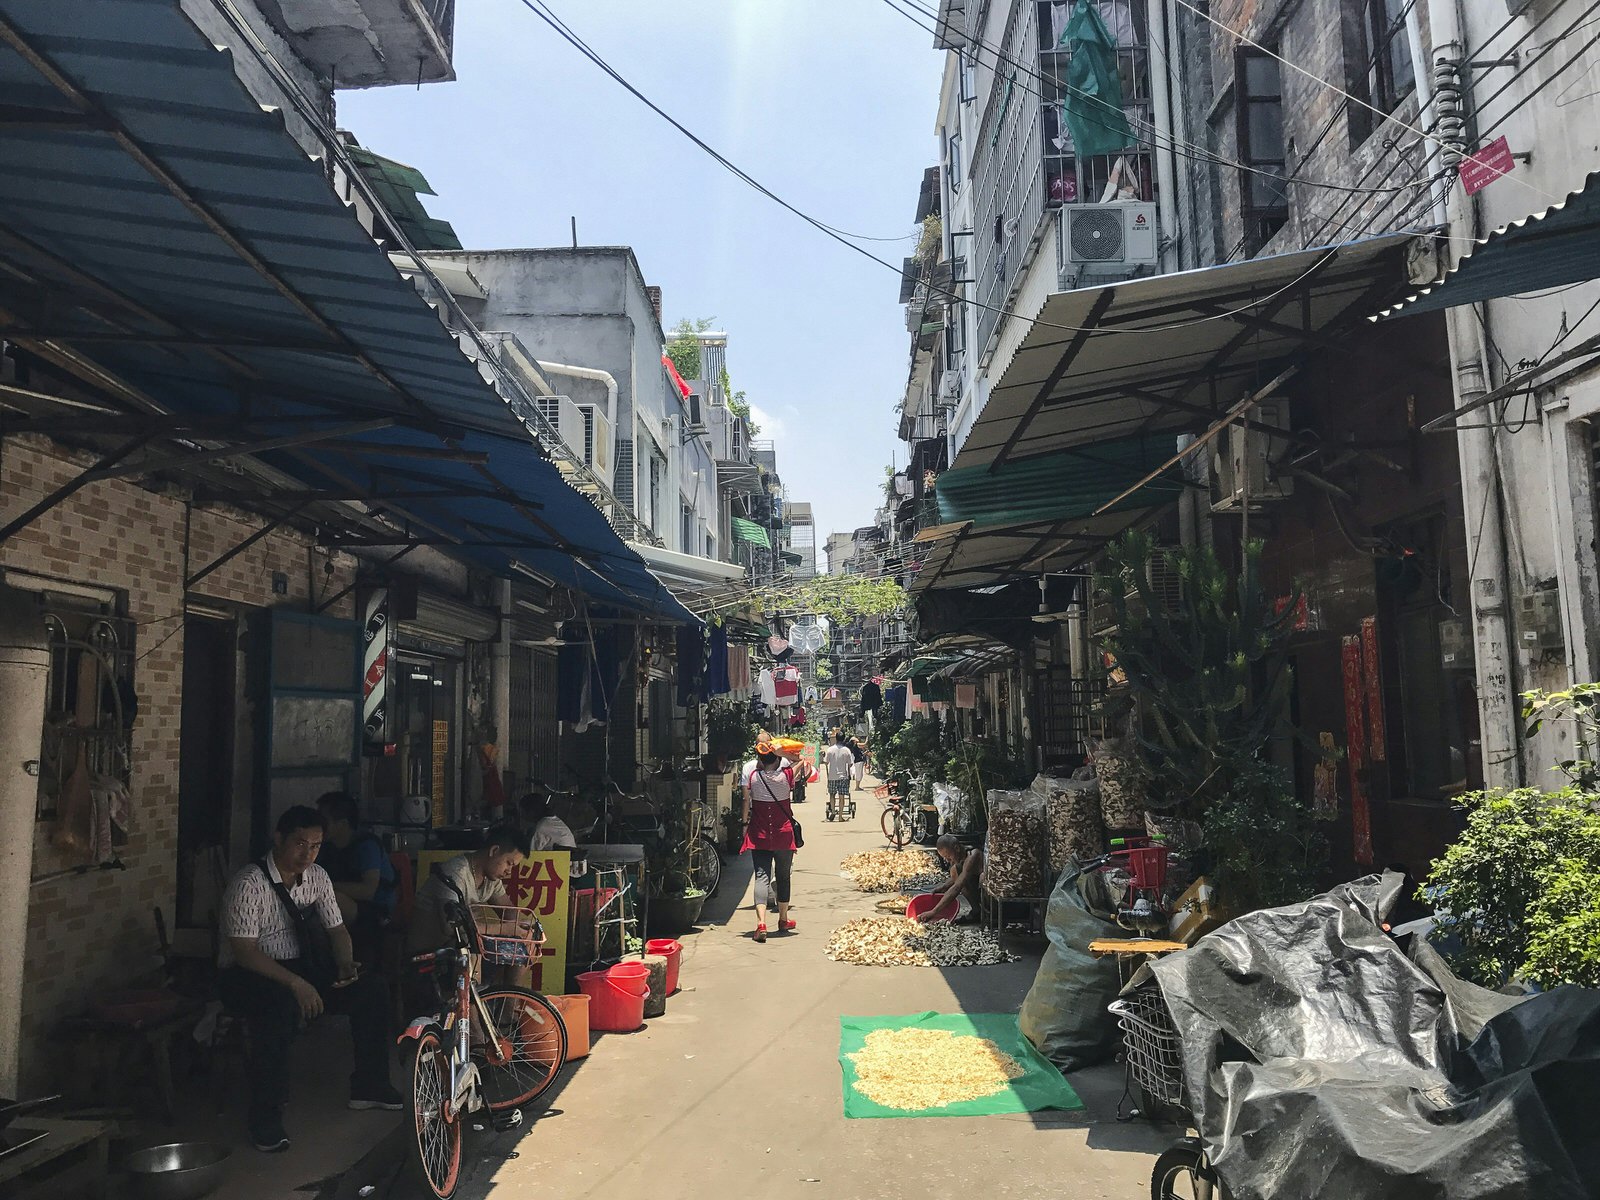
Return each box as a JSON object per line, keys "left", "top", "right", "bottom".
{"left": 733, "top": 518, "right": 771, "bottom": 548}
{"left": 935, "top": 435, "right": 1184, "bottom": 528}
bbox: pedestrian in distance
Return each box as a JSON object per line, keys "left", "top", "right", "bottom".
{"left": 741, "top": 740, "right": 800, "bottom": 943}
{"left": 848, "top": 735, "right": 867, "bottom": 791}
{"left": 823, "top": 731, "right": 856, "bottom": 819}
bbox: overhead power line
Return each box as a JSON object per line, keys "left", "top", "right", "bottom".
{"left": 517, "top": 2, "right": 1373, "bottom": 338}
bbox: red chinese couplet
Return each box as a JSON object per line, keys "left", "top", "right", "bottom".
{"left": 1342, "top": 635, "right": 1375, "bottom": 866}
{"left": 1460, "top": 136, "right": 1515, "bottom": 196}
{"left": 1361, "top": 617, "right": 1386, "bottom": 764}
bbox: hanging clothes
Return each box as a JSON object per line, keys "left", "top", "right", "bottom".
{"left": 860, "top": 680, "right": 882, "bottom": 713}
{"left": 728, "top": 645, "right": 752, "bottom": 693}
{"left": 757, "top": 668, "right": 778, "bottom": 706}
{"left": 885, "top": 684, "right": 908, "bottom": 721}
{"left": 773, "top": 665, "right": 801, "bottom": 707}
{"left": 677, "top": 623, "right": 706, "bottom": 707}
{"left": 955, "top": 682, "right": 978, "bottom": 709}
{"left": 706, "top": 624, "right": 731, "bottom": 696}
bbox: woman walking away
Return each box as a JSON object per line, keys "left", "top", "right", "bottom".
{"left": 741, "top": 740, "right": 799, "bottom": 942}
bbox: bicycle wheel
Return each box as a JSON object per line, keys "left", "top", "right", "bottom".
{"left": 473, "top": 987, "right": 568, "bottom": 1111}
{"left": 1151, "top": 1138, "right": 1228, "bottom": 1200}
{"left": 406, "top": 1030, "right": 461, "bottom": 1200}
{"left": 690, "top": 833, "right": 723, "bottom": 898}
{"left": 881, "top": 804, "right": 910, "bottom": 848}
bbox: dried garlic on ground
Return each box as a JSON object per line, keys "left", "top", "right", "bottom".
{"left": 848, "top": 1027, "right": 1024, "bottom": 1109}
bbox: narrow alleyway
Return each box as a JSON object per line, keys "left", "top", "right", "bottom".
{"left": 397, "top": 787, "right": 1169, "bottom": 1200}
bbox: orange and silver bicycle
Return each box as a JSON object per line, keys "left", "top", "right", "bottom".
{"left": 399, "top": 873, "right": 568, "bottom": 1198}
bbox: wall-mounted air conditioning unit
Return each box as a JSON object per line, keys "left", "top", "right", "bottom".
{"left": 1211, "top": 400, "right": 1294, "bottom": 512}
{"left": 573, "top": 402, "right": 614, "bottom": 489}
{"left": 686, "top": 392, "right": 707, "bottom": 431}
{"left": 1058, "top": 203, "right": 1159, "bottom": 288}
{"left": 940, "top": 372, "right": 962, "bottom": 401}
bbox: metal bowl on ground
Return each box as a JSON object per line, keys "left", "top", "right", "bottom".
{"left": 121, "top": 1142, "right": 231, "bottom": 1200}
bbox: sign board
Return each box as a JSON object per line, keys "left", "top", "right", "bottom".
{"left": 416, "top": 850, "right": 571, "bottom": 993}
{"left": 1460, "top": 136, "right": 1515, "bottom": 196}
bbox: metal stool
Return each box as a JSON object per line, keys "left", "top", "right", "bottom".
{"left": 582, "top": 843, "right": 646, "bottom": 967}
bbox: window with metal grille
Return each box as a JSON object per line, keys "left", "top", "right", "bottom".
{"left": 1236, "top": 47, "right": 1289, "bottom": 255}
{"left": 1347, "top": 0, "right": 1416, "bottom": 141}
{"left": 1038, "top": 0, "right": 1157, "bottom": 212}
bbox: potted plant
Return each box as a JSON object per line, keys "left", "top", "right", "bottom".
{"left": 645, "top": 781, "right": 707, "bottom": 935}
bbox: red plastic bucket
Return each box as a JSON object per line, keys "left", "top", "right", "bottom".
{"left": 604, "top": 961, "right": 651, "bottom": 995}
{"left": 576, "top": 970, "right": 648, "bottom": 1032}
{"left": 906, "top": 893, "right": 948, "bottom": 922}
{"left": 644, "top": 939, "right": 682, "bottom": 994}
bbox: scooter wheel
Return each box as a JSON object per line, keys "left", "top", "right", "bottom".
{"left": 1151, "top": 1138, "right": 1227, "bottom": 1200}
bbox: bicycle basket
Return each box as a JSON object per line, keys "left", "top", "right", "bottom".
{"left": 1108, "top": 985, "right": 1186, "bottom": 1110}
{"left": 470, "top": 904, "right": 546, "bottom": 966}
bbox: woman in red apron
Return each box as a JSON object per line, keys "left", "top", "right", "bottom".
{"left": 740, "top": 741, "right": 799, "bottom": 943}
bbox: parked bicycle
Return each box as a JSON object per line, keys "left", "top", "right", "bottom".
{"left": 1108, "top": 983, "right": 1229, "bottom": 1200}
{"left": 876, "top": 784, "right": 918, "bottom": 849}
{"left": 401, "top": 873, "right": 569, "bottom": 1199}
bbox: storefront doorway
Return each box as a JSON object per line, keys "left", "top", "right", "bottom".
{"left": 176, "top": 611, "right": 235, "bottom": 928}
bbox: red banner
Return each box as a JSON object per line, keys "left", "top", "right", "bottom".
{"left": 1342, "top": 635, "right": 1375, "bottom": 866}
{"left": 1361, "top": 616, "right": 1386, "bottom": 764}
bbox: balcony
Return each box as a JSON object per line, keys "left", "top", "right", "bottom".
{"left": 258, "top": 0, "right": 455, "bottom": 89}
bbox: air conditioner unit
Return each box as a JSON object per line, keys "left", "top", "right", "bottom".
{"left": 1211, "top": 400, "right": 1294, "bottom": 512}
{"left": 1057, "top": 203, "right": 1159, "bottom": 286}
{"left": 573, "top": 402, "right": 614, "bottom": 489}
{"left": 940, "top": 372, "right": 962, "bottom": 401}
{"left": 687, "top": 392, "right": 706, "bottom": 430}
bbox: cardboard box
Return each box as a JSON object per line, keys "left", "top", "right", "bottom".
{"left": 1169, "top": 876, "right": 1227, "bottom": 944}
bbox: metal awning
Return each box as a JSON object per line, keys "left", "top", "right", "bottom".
{"left": 958, "top": 233, "right": 1416, "bottom": 472}
{"left": 0, "top": 0, "right": 692, "bottom": 623}
{"left": 732, "top": 518, "right": 770, "bottom": 548}
{"left": 1379, "top": 172, "right": 1600, "bottom": 318}
{"left": 910, "top": 435, "right": 1184, "bottom": 592}
{"left": 626, "top": 541, "right": 747, "bottom": 590}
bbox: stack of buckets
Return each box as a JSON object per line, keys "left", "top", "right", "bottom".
{"left": 573, "top": 939, "right": 683, "bottom": 1034}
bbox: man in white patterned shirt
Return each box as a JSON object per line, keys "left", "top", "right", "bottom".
{"left": 217, "top": 805, "right": 400, "bottom": 1153}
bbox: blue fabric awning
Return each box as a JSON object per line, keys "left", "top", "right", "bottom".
{"left": 1379, "top": 172, "right": 1600, "bottom": 317}
{"left": 0, "top": 0, "right": 693, "bottom": 623}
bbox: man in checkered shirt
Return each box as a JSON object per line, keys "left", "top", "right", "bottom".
{"left": 217, "top": 805, "right": 400, "bottom": 1153}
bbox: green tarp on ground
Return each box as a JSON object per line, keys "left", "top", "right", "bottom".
{"left": 838, "top": 1011, "right": 1084, "bottom": 1118}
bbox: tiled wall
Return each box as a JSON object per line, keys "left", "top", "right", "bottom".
{"left": 1, "top": 434, "right": 355, "bottom": 1087}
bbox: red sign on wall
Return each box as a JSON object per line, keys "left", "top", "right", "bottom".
{"left": 1460, "top": 136, "right": 1515, "bottom": 196}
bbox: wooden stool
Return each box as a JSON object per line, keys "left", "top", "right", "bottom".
{"left": 53, "top": 1001, "right": 201, "bottom": 1124}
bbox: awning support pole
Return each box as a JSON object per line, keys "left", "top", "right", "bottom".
{"left": 1094, "top": 365, "right": 1298, "bottom": 516}
{"left": 0, "top": 431, "right": 158, "bottom": 544}
{"left": 186, "top": 501, "right": 310, "bottom": 589}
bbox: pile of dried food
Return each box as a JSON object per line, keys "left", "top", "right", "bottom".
{"left": 846, "top": 1027, "right": 1024, "bottom": 1110}
{"left": 841, "top": 849, "right": 947, "bottom": 893}
{"left": 824, "top": 916, "right": 1017, "bottom": 967}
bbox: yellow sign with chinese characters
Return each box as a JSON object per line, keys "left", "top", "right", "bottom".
{"left": 416, "top": 849, "right": 571, "bottom": 993}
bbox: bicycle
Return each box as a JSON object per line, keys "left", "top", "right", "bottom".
{"left": 586, "top": 781, "right": 722, "bottom": 899}
{"left": 876, "top": 784, "right": 917, "bottom": 849}
{"left": 1108, "top": 983, "right": 1230, "bottom": 1200}
{"left": 400, "top": 874, "right": 569, "bottom": 1199}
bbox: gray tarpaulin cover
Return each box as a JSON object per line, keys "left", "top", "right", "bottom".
{"left": 1149, "top": 873, "right": 1600, "bottom": 1200}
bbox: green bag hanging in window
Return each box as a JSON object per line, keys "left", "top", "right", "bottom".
{"left": 1059, "top": 0, "right": 1137, "bottom": 159}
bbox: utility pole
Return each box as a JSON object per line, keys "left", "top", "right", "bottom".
{"left": 1428, "top": 0, "right": 1523, "bottom": 788}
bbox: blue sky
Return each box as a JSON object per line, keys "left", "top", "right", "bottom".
{"left": 339, "top": 1, "right": 946, "bottom": 564}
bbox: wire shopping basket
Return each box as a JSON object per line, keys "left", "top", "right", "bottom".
{"left": 1108, "top": 984, "right": 1187, "bottom": 1112}
{"left": 470, "top": 904, "right": 546, "bottom": 966}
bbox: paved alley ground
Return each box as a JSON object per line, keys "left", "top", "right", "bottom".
{"left": 375, "top": 787, "right": 1170, "bottom": 1200}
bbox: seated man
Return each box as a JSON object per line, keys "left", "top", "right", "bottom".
{"left": 316, "top": 791, "right": 396, "bottom": 963}
{"left": 516, "top": 791, "right": 579, "bottom": 853}
{"left": 217, "top": 806, "right": 401, "bottom": 1154}
{"left": 405, "top": 825, "right": 532, "bottom": 1012}
{"left": 918, "top": 835, "right": 985, "bottom": 924}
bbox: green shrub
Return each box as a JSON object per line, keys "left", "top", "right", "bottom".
{"left": 1201, "top": 759, "right": 1327, "bottom": 912}
{"left": 1425, "top": 786, "right": 1600, "bottom": 988}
